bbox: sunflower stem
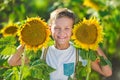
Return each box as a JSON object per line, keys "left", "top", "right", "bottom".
{"left": 86, "top": 59, "right": 91, "bottom": 80}
{"left": 86, "top": 51, "right": 91, "bottom": 80}
{"left": 19, "top": 49, "right": 25, "bottom": 80}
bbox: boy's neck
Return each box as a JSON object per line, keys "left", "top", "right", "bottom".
{"left": 54, "top": 43, "right": 70, "bottom": 50}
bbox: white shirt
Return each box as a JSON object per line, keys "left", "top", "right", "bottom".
{"left": 41, "top": 44, "right": 87, "bottom": 80}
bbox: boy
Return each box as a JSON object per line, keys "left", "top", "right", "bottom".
{"left": 8, "top": 8, "right": 112, "bottom": 80}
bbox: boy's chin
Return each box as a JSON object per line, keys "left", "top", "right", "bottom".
{"left": 57, "top": 41, "right": 68, "bottom": 45}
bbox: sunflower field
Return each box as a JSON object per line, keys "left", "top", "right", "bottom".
{"left": 0, "top": 0, "right": 120, "bottom": 80}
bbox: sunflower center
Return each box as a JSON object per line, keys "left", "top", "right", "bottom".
{"left": 21, "top": 20, "right": 46, "bottom": 46}
{"left": 76, "top": 23, "right": 97, "bottom": 44}
{"left": 5, "top": 26, "right": 17, "bottom": 34}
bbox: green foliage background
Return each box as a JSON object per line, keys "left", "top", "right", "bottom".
{"left": 0, "top": 0, "right": 120, "bottom": 80}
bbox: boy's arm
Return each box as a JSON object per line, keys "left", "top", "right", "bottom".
{"left": 91, "top": 47, "right": 112, "bottom": 77}
{"left": 8, "top": 45, "right": 29, "bottom": 66}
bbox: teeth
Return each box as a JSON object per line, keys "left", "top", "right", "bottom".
{"left": 59, "top": 38, "right": 64, "bottom": 39}
{"left": 58, "top": 36, "right": 66, "bottom": 39}
{"left": 59, "top": 39, "right": 65, "bottom": 42}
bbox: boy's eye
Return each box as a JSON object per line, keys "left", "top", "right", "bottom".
{"left": 65, "top": 28, "right": 69, "bottom": 29}
{"left": 65, "top": 27, "right": 71, "bottom": 30}
{"left": 55, "top": 28, "right": 60, "bottom": 30}
{"left": 54, "top": 27, "right": 61, "bottom": 31}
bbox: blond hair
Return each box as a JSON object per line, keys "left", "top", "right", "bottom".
{"left": 49, "top": 8, "right": 76, "bottom": 25}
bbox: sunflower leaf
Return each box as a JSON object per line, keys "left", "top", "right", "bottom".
{"left": 99, "top": 56, "right": 112, "bottom": 68}
{"left": 3, "top": 67, "right": 20, "bottom": 80}
{"left": 30, "top": 59, "right": 55, "bottom": 80}
{"left": 75, "top": 62, "right": 87, "bottom": 79}
{"left": 105, "top": 59, "right": 112, "bottom": 69}
{"left": 99, "top": 56, "right": 107, "bottom": 66}
{"left": 1, "top": 45, "right": 17, "bottom": 55}
{"left": 0, "top": 55, "right": 9, "bottom": 66}
{"left": 21, "top": 65, "right": 31, "bottom": 79}
{"left": 80, "top": 49, "right": 87, "bottom": 59}
{"left": 89, "top": 51, "right": 97, "bottom": 61}
{"left": 0, "top": 36, "right": 16, "bottom": 47}
{"left": 0, "top": 36, "right": 17, "bottom": 55}
{"left": 3, "top": 68, "right": 14, "bottom": 80}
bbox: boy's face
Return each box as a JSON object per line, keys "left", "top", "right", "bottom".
{"left": 50, "top": 17, "right": 73, "bottom": 45}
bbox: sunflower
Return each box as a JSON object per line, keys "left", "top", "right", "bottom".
{"left": 19, "top": 17, "right": 51, "bottom": 51}
{"left": 72, "top": 17, "right": 103, "bottom": 51}
{"left": 83, "top": 0, "right": 99, "bottom": 11}
{"left": 1, "top": 24, "right": 18, "bottom": 37}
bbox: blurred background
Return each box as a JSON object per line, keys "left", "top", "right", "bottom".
{"left": 0, "top": 0, "right": 120, "bottom": 80}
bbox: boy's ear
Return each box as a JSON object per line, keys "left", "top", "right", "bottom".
{"left": 49, "top": 25, "right": 51, "bottom": 29}
{"left": 71, "top": 32, "right": 73, "bottom": 36}
{"left": 48, "top": 25, "right": 52, "bottom": 32}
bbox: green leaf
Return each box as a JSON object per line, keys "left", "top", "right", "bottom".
{"left": 0, "top": 68, "right": 8, "bottom": 78}
{"left": 0, "top": 55, "right": 10, "bottom": 68}
{"left": 90, "top": 71, "right": 101, "bottom": 80}
{"left": 3, "top": 69, "right": 14, "bottom": 80}
{"left": 80, "top": 67, "right": 87, "bottom": 77}
{"left": 22, "top": 65, "right": 31, "bottom": 79}
{"left": 105, "top": 59, "right": 112, "bottom": 69}
{"left": 26, "top": 49, "right": 42, "bottom": 62}
{"left": 75, "top": 62, "right": 87, "bottom": 79}
{"left": 0, "top": 36, "right": 16, "bottom": 47}
{"left": 30, "top": 59, "right": 55, "bottom": 80}
{"left": 99, "top": 56, "right": 107, "bottom": 66}
{"left": 80, "top": 49, "right": 87, "bottom": 59}
{"left": 0, "top": 36, "right": 17, "bottom": 55}
{"left": 89, "top": 51, "right": 97, "bottom": 61}
{"left": 0, "top": 55, "right": 7, "bottom": 66}
{"left": 1, "top": 45, "right": 17, "bottom": 55}
{"left": 99, "top": 56, "right": 112, "bottom": 69}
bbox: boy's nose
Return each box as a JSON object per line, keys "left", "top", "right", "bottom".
{"left": 59, "top": 29, "right": 65, "bottom": 34}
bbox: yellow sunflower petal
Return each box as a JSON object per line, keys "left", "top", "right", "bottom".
{"left": 19, "top": 17, "right": 51, "bottom": 51}
{"left": 83, "top": 0, "right": 100, "bottom": 11}
{"left": 72, "top": 17, "right": 104, "bottom": 51}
